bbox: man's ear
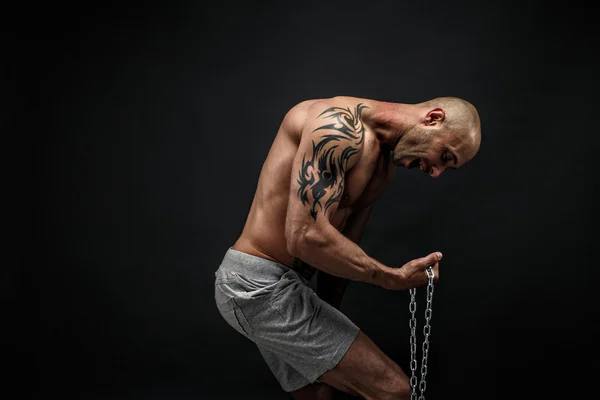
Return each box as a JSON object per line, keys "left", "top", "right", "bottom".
{"left": 424, "top": 108, "right": 445, "bottom": 126}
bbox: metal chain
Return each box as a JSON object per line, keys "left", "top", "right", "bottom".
{"left": 409, "top": 266, "right": 435, "bottom": 400}
{"left": 408, "top": 287, "right": 418, "bottom": 400}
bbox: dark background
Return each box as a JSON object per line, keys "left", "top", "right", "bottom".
{"left": 21, "top": 0, "right": 599, "bottom": 399}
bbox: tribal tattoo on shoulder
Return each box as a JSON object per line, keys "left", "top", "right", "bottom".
{"left": 297, "top": 103, "right": 368, "bottom": 221}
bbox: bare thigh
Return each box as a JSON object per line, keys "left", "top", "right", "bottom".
{"left": 318, "top": 330, "right": 410, "bottom": 400}
{"left": 290, "top": 383, "right": 337, "bottom": 400}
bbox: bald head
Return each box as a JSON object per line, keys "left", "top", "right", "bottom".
{"left": 392, "top": 96, "right": 481, "bottom": 177}
{"left": 418, "top": 96, "right": 481, "bottom": 159}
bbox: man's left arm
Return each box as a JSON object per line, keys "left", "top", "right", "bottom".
{"left": 317, "top": 205, "right": 374, "bottom": 309}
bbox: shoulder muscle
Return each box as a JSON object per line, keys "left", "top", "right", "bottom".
{"left": 291, "top": 101, "right": 369, "bottom": 222}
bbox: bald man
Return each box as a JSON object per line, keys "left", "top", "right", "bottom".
{"left": 214, "top": 96, "right": 481, "bottom": 400}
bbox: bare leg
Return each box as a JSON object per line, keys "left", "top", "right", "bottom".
{"left": 290, "top": 383, "right": 335, "bottom": 400}
{"left": 290, "top": 329, "right": 409, "bottom": 400}
{"left": 318, "top": 331, "right": 411, "bottom": 400}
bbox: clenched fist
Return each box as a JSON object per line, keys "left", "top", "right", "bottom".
{"left": 382, "top": 252, "right": 441, "bottom": 290}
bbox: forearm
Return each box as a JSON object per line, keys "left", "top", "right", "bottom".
{"left": 291, "top": 218, "right": 399, "bottom": 290}
{"left": 317, "top": 206, "right": 373, "bottom": 307}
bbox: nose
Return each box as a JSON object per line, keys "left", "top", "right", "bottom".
{"left": 430, "top": 165, "right": 445, "bottom": 178}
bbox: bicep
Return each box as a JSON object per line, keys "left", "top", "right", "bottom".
{"left": 286, "top": 103, "right": 368, "bottom": 231}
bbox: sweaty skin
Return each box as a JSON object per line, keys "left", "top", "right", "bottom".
{"left": 232, "top": 96, "right": 446, "bottom": 293}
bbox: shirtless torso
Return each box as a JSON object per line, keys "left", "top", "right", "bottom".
{"left": 219, "top": 94, "right": 477, "bottom": 399}
{"left": 232, "top": 96, "right": 395, "bottom": 271}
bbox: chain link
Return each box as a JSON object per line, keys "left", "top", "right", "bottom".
{"left": 409, "top": 266, "right": 435, "bottom": 400}
{"left": 408, "top": 287, "right": 418, "bottom": 400}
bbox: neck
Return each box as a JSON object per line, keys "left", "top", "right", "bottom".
{"left": 361, "top": 100, "right": 421, "bottom": 147}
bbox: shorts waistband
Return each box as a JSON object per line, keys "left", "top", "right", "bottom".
{"left": 219, "top": 247, "right": 298, "bottom": 281}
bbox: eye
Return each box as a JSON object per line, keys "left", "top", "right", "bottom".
{"left": 441, "top": 152, "right": 448, "bottom": 163}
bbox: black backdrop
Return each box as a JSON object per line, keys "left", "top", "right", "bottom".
{"left": 21, "top": 0, "right": 599, "bottom": 399}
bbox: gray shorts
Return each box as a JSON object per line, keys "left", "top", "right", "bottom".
{"left": 214, "top": 248, "right": 360, "bottom": 392}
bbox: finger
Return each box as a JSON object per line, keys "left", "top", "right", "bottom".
{"left": 430, "top": 261, "right": 440, "bottom": 283}
{"left": 410, "top": 252, "right": 442, "bottom": 271}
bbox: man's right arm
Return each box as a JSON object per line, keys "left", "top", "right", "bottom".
{"left": 285, "top": 101, "right": 440, "bottom": 290}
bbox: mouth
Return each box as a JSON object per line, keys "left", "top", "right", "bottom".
{"left": 407, "top": 158, "right": 421, "bottom": 169}
{"left": 405, "top": 158, "right": 431, "bottom": 174}
{"left": 399, "top": 157, "right": 431, "bottom": 174}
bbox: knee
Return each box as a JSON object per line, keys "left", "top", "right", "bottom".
{"left": 393, "top": 382, "right": 412, "bottom": 400}
{"left": 314, "top": 384, "right": 334, "bottom": 400}
{"left": 372, "top": 372, "right": 411, "bottom": 400}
